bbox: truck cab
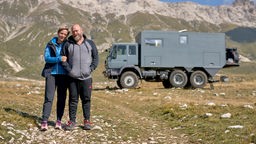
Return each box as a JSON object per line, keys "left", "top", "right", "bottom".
{"left": 104, "top": 43, "right": 139, "bottom": 78}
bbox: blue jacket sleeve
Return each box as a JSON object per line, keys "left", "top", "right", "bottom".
{"left": 44, "top": 46, "right": 61, "bottom": 63}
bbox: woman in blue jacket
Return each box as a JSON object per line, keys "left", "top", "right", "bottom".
{"left": 40, "top": 25, "right": 69, "bottom": 131}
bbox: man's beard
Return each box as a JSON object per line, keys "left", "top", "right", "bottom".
{"left": 74, "top": 34, "right": 82, "bottom": 42}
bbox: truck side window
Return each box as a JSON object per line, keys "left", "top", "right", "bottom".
{"left": 128, "top": 45, "right": 136, "bottom": 55}
{"left": 179, "top": 35, "right": 188, "bottom": 44}
{"left": 117, "top": 45, "right": 127, "bottom": 55}
{"left": 145, "top": 39, "right": 162, "bottom": 47}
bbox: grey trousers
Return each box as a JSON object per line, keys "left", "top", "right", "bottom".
{"left": 42, "top": 75, "right": 69, "bottom": 121}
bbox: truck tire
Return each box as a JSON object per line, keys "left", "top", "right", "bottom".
{"left": 169, "top": 70, "right": 188, "bottom": 88}
{"left": 120, "top": 71, "right": 139, "bottom": 89}
{"left": 117, "top": 79, "right": 122, "bottom": 88}
{"left": 162, "top": 80, "right": 172, "bottom": 88}
{"left": 190, "top": 70, "right": 207, "bottom": 88}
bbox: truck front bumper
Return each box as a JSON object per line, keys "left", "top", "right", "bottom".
{"left": 103, "top": 69, "right": 119, "bottom": 78}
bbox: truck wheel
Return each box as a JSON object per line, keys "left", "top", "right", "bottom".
{"left": 120, "top": 71, "right": 139, "bottom": 89}
{"left": 117, "top": 79, "right": 123, "bottom": 89}
{"left": 162, "top": 80, "right": 172, "bottom": 88}
{"left": 169, "top": 70, "right": 188, "bottom": 88}
{"left": 190, "top": 70, "right": 207, "bottom": 88}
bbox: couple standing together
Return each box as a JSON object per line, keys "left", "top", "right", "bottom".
{"left": 40, "top": 24, "right": 99, "bottom": 131}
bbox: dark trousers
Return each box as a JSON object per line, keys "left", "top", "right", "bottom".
{"left": 42, "top": 75, "right": 68, "bottom": 121}
{"left": 69, "top": 78, "right": 92, "bottom": 123}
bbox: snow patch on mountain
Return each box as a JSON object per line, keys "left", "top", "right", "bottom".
{"left": 3, "top": 54, "right": 24, "bottom": 72}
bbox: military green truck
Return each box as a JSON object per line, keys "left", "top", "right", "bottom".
{"left": 103, "top": 30, "right": 239, "bottom": 89}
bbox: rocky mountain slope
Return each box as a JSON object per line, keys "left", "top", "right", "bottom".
{"left": 0, "top": 0, "right": 255, "bottom": 79}
{"left": 63, "top": 0, "right": 256, "bottom": 27}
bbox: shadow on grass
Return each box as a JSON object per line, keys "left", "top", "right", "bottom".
{"left": 3, "top": 108, "right": 55, "bottom": 128}
{"left": 94, "top": 85, "right": 215, "bottom": 91}
{"left": 93, "top": 86, "right": 120, "bottom": 91}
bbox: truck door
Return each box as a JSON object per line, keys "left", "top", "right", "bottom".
{"left": 127, "top": 45, "right": 138, "bottom": 65}
{"left": 109, "top": 44, "right": 128, "bottom": 68}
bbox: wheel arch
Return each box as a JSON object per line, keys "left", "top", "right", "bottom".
{"left": 118, "top": 65, "right": 142, "bottom": 79}
{"left": 173, "top": 67, "right": 188, "bottom": 72}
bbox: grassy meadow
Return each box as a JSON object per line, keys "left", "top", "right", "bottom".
{"left": 0, "top": 60, "right": 256, "bottom": 143}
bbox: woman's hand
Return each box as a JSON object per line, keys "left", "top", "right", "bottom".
{"left": 61, "top": 56, "right": 67, "bottom": 62}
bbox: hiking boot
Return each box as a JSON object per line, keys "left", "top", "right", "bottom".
{"left": 40, "top": 121, "right": 48, "bottom": 131}
{"left": 55, "top": 120, "right": 62, "bottom": 130}
{"left": 84, "top": 120, "right": 92, "bottom": 130}
{"left": 65, "top": 121, "right": 76, "bottom": 131}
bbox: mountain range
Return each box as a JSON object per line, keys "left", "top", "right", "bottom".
{"left": 0, "top": 0, "right": 255, "bottom": 79}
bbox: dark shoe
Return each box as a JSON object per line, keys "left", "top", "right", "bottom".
{"left": 84, "top": 120, "right": 92, "bottom": 130}
{"left": 40, "top": 121, "right": 48, "bottom": 131}
{"left": 65, "top": 121, "right": 76, "bottom": 131}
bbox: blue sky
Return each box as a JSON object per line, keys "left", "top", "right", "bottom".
{"left": 160, "top": 0, "right": 236, "bottom": 6}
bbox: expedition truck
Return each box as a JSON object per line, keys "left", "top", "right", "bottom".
{"left": 103, "top": 30, "right": 239, "bottom": 89}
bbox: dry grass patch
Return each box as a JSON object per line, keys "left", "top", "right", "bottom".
{"left": 0, "top": 70, "right": 255, "bottom": 143}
